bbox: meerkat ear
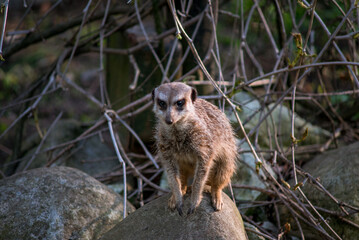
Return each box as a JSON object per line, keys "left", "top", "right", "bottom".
{"left": 191, "top": 87, "right": 197, "bottom": 102}
{"left": 151, "top": 88, "right": 156, "bottom": 101}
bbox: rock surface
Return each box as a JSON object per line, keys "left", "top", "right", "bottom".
{"left": 233, "top": 142, "right": 276, "bottom": 202}
{"left": 0, "top": 166, "right": 135, "bottom": 240}
{"left": 281, "top": 142, "right": 359, "bottom": 239}
{"left": 244, "top": 222, "right": 265, "bottom": 240}
{"left": 228, "top": 92, "right": 331, "bottom": 148}
{"left": 101, "top": 192, "right": 248, "bottom": 240}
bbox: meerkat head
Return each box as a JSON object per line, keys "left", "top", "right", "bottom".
{"left": 152, "top": 82, "right": 197, "bottom": 125}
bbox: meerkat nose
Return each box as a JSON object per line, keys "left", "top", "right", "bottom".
{"left": 165, "top": 115, "right": 173, "bottom": 124}
{"left": 165, "top": 118, "right": 173, "bottom": 125}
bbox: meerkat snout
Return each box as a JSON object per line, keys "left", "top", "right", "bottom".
{"left": 165, "top": 118, "right": 173, "bottom": 125}
{"left": 165, "top": 109, "right": 173, "bottom": 125}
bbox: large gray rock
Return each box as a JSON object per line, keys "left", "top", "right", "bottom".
{"left": 101, "top": 192, "right": 248, "bottom": 240}
{"left": 281, "top": 142, "right": 359, "bottom": 239}
{"left": 0, "top": 166, "right": 135, "bottom": 240}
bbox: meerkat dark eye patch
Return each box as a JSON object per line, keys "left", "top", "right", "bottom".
{"left": 176, "top": 99, "right": 185, "bottom": 108}
{"left": 157, "top": 99, "right": 167, "bottom": 110}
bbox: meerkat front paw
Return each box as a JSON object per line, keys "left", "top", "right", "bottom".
{"left": 187, "top": 204, "right": 197, "bottom": 215}
{"left": 168, "top": 194, "right": 184, "bottom": 216}
{"left": 211, "top": 190, "right": 223, "bottom": 211}
{"left": 212, "top": 196, "right": 223, "bottom": 211}
{"left": 187, "top": 195, "right": 201, "bottom": 215}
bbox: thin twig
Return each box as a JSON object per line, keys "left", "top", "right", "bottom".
{"left": 129, "top": 54, "right": 141, "bottom": 90}
{"left": 0, "top": 73, "right": 56, "bottom": 140}
{"left": 62, "top": 0, "right": 93, "bottom": 75}
{"left": 98, "top": 0, "right": 111, "bottom": 106}
{"left": 104, "top": 110, "right": 127, "bottom": 219}
{"left": 302, "top": 0, "right": 359, "bottom": 89}
{"left": 23, "top": 112, "right": 63, "bottom": 171}
{"left": 0, "top": 0, "right": 10, "bottom": 59}
{"left": 113, "top": 112, "right": 159, "bottom": 169}
{"left": 114, "top": 136, "right": 167, "bottom": 193}
{"left": 134, "top": 0, "right": 166, "bottom": 77}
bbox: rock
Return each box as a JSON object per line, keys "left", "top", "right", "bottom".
{"left": 63, "top": 135, "right": 119, "bottom": 177}
{"left": 101, "top": 192, "right": 248, "bottom": 240}
{"left": 232, "top": 142, "right": 276, "bottom": 202}
{"left": 228, "top": 92, "right": 331, "bottom": 148}
{"left": 244, "top": 222, "right": 265, "bottom": 240}
{"left": 281, "top": 142, "right": 359, "bottom": 239}
{"left": 0, "top": 166, "right": 135, "bottom": 240}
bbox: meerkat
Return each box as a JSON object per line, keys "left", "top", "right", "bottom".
{"left": 152, "top": 82, "right": 237, "bottom": 215}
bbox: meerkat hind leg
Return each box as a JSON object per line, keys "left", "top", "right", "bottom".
{"left": 209, "top": 161, "right": 231, "bottom": 211}
{"left": 211, "top": 186, "right": 224, "bottom": 211}
{"left": 203, "top": 184, "right": 211, "bottom": 193}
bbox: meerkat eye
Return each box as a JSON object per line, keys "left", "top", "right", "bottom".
{"left": 176, "top": 99, "right": 185, "bottom": 108}
{"left": 157, "top": 99, "right": 167, "bottom": 109}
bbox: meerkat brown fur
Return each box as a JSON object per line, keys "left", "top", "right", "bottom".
{"left": 152, "top": 82, "right": 237, "bottom": 215}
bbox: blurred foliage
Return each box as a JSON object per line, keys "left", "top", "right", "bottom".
{"left": 0, "top": 44, "right": 57, "bottom": 101}
{"left": 330, "top": 94, "right": 350, "bottom": 105}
